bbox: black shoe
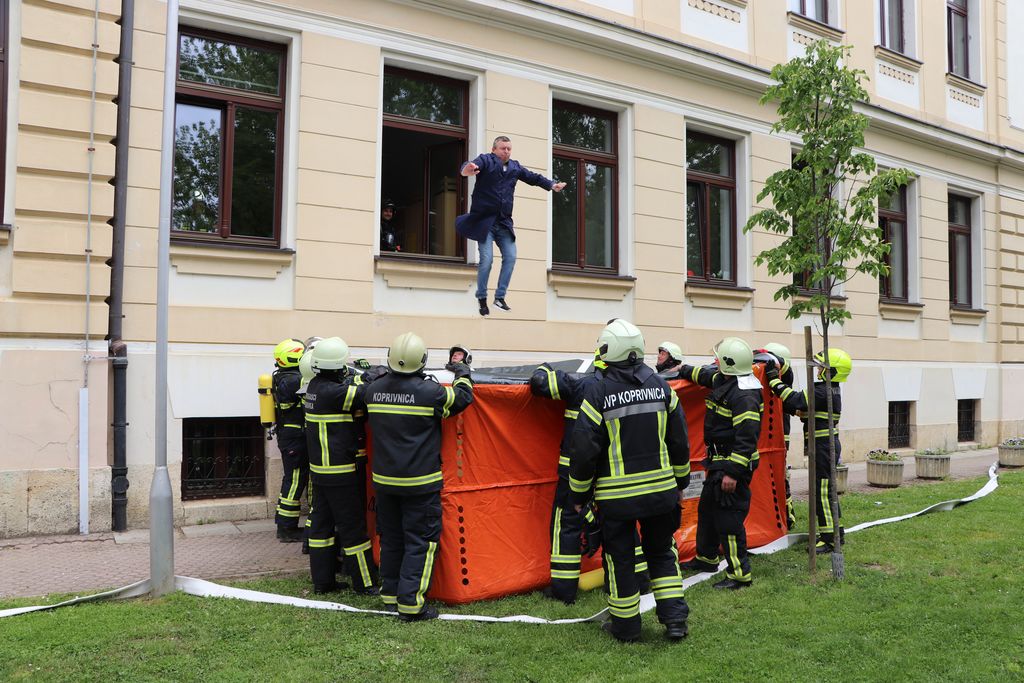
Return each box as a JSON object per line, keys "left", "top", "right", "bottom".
{"left": 664, "top": 621, "right": 688, "bottom": 641}
{"left": 815, "top": 541, "right": 834, "bottom": 555}
{"left": 301, "top": 538, "right": 309, "bottom": 555}
{"left": 541, "top": 585, "right": 576, "bottom": 605}
{"left": 493, "top": 297, "right": 511, "bottom": 311}
{"left": 712, "top": 578, "right": 750, "bottom": 590}
{"left": 313, "top": 582, "right": 345, "bottom": 594}
{"left": 601, "top": 620, "right": 640, "bottom": 643}
{"left": 478, "top": 298, "right": 490, "bottom": 316}
{"left": 398, "top": 605, "right": 439, "bottom": 622}
{"left": 382, "top": 603, "right": 398, "bottom": 613}
{"left": 276, "top": 527, "right": 303, "bottom": 543}
{"left": 353, "top": 585, "right": 380, "bottom": 596}
{"left": 680, "top": 558, "right": 718, "bottom": 573}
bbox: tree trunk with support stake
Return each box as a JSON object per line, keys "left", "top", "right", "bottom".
{"left": 804, "top": 326, "right": 816, "bottom": 574}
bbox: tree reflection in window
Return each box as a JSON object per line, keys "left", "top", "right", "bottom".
{"left": 383, "top": 73, "right": 463, "bottom": 126}
{"left": 173, "top": 103, "right": 221, "bottom": 233}
{"left": 178, "top": 34, "right": 280, "bottom": 95}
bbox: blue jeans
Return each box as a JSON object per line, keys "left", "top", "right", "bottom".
{"left": 475, "top": 227, "right": 516, "bottom": 299}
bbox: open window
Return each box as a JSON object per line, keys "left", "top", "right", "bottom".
{"left": 380, "top": 68, "right": 468, "bottom": 260}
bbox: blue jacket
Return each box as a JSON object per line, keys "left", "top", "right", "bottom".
{"left": 455, "top": 153, "right": 554, "bottom": 242}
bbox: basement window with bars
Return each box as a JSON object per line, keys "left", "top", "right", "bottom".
{"left": 182, "top": 417, "right": 266, "bottom": 500}
{"left": 957, "top": 399, "right": 976, "bottom": 442}
{"left": 888, "top": 401, "right": 912, "bottom": 449}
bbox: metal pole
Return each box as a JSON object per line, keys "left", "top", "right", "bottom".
{"left": 804, "top": 326, "right": 817, "bottom": 573}
{"left": 149, "top": 0, "right": 179, "bottom": 597}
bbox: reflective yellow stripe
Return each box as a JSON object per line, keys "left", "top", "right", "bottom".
{"left": 551, "top": 507, "right": 563, "bottom": 557}
{"left": 545, "top": 367, "right": 560, "bottom": 400}
{"left": 453, "top": 377, "right": 472, "bottom": 390}
{"left": 308, "top": 537, "right": 335, "bottom": 548}
{"left": 275, "top": 508, "right": 300, "bottom": 517}
{"left": 820, "top": 478, "right": 834, "bottom": 532}
{"left": 558, "top": 455, "right": 570, "bottom": 467}
{"left": 367, "top": 404, "right": 434, "bottom": 416}
{"left": 594, "top": 478, "right": 678, "bottom": 501}
{"left": 732, "top": 410, "right": 761, "bottom": 426}
{"left": 726, "top": 534, "right": 750, "bottom": 581}
{"left": 815, "top": 428, "right": 838, "bottom": 437}
{"left": 398, "top": 540, "right": 437, "bottom": 614}
{"left": 563, "top": 409, "right": 579, "bottom": 419}
{"left": 310, "top": 463, "right": 357, "bottom": 475}
{"left": 551, "top": 569, "right": 581, "bottom": 579}
{"left": 705, "top": 399, "right": 732, "bottom": 418}
{"left": 606, "top": 418, "right": 625, "bottom": 477}
{"left": 580, "top": 399, "right": 602, "bottom": 425}
{"left": 689, "top": 366, "right": 700, "bottom": 383}
{"left": 657, "top": 410, "right": 670, "bottom": 470}
{"left": 373, "top": 470, "right": 443, "bottom": 487}
{"left": 551, "top": 554, "right": 581, "bottom": 564}
{"left": 305, "top": 414, "right": 354, "bottom": 423}
{"left": 569, "top": 476, "right": 593, "bottom": 493}
{"left": 442, "top": 386, "right": 456, "bottom": 418}
{"left": 673, "top": 463, "right": 691, "bottom": 477}
{"left": 343, "top": 386, "right": 357, "bottom": 411}
{"left": 669, "top": 392, "right": 679, "bottom": 412}
{"left": 597, "top": 468, "right": 674, "bottom": 488}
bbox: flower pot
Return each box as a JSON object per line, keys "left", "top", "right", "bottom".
{"left": 866, "top": 459, "right": 904, "bottom": 487}
{"left": 835, "top": 465, "right": 849, "bottom": 494}
{"left": 915, "top": 454, "right": 951, "bottom": 479}
{"left": 998, "top": 446, "right": 1024, "bottom": 468}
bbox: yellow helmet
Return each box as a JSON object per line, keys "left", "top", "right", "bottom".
{"left": 814, "top": 348, "right": 852, "bottom": 383}
{"left": 714, "top": 337, "right": 753, "bottom": 376}
{"left": 388, "top": 332, "right": 428, "bottom": 374}
{"left": 273, "top": 339, "right": 305, "bottom": 368}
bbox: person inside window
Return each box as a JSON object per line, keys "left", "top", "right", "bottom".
{"left": 380, "top": 199, "right": 402, "bottom": 252}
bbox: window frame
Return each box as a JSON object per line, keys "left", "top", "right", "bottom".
{"left": 0, "top": 0, "right": 8, "bottom": 220}
{"left": 551, "top": 100, "right": 619, "bottom": 274}
{"left": 879, "top": 185, "right": 908, "bottom": 302}
{"left": 956, "top": 398, "right": 976, "bottom": 442}
{"left": 181, "top": 416, "right": 266, "bottom": 500}
{"left": 685, "top": 131, "right": 738, "bottom": 286}
{"left": 888, "top": 400, "right": 912, "bottom": 449}
{"left": 380, "top": 66, "right": 470, "bottom": 262}
{"left": 946, "top": 0, "right": 969, "bottom": 79}
{"left": 947, "top": 193, "right": 973, "bottom": 309}
{"left": 172, "top": 26, "right": 288, "bottom": 246}
{"left": 879, "top": 0, "right": 905, "bottom": 54}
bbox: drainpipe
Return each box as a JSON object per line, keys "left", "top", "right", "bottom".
{"left": 107, "top": 0, "right": 135, "bottom": 531}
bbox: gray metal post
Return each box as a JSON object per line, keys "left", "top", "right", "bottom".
{"left": 149, "top": 0, "right": 179, "bottom": 597}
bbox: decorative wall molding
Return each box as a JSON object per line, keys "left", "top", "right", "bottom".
{"left": 169, "top": 243, "right": 294, "bottom": 279}
{"left": 688, "top": 0, "right": 740, "bottom": 23}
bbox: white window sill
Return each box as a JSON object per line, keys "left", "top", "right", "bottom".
{"left": 548, "top": 270, "right": 635, "bottom": 301}
{"left": 949, "top": 307, "right": 986, "bottom": 325}
{"left": 878, "top": 301, "right": 924, "bottom": 321}
{"left": 786, "top": 12, "right": 844, "bottom": 42}
{"left": 375, "top": 256, "right": 476, "bottom": 291}
{"left": 685, "top": 282, "right": 753, "bottom": 310}
{"left": 169, "top": 243, "right": 294, "bottom": 279}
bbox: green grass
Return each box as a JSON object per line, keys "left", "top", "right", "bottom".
{"left": 2, "top": 472, "right": 1022, "bottom": 682}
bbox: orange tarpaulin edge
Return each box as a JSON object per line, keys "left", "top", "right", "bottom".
{"left": 364, "top": 366, "right": 787, "bottom": 604}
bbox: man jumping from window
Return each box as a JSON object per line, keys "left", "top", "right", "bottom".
{"left": 457, "top": 136, "right": 565, "bottom": 317}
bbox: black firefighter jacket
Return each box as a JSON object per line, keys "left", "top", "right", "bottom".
{"left": 356, "top": 370, "right": 474, "bottom": 496}
{"left": 768, "top": 377, "right": 843, "bottom": 466}
{"left": 272, "top": 367, "right": 306, "bottom": 452}
{"left": 678, "top": 364, "right": 763, "bottom": 484}
{"left": 529, "top": 364, "right": 602, "bottom": 471}
{"left": 568, "top": 362, "right": 690, "bottom": 520}
{"left": 302, "top": 372, "right": 364, "bottom": 485}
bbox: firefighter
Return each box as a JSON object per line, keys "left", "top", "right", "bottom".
{"left": 765, "top": 347, "right": 851, "bottom": 554}
{"left": 271, "top": 339, "right": 308, "bottom": 543}
{"left": 357, "top": 332, "right": 474, "bottom": 621}
{"left": 656, "top": 341, "right": 683, "bottom": 375}
{"left": 448, "top": 344, "right": 472, "bottom": 366}
{"left": 677, "top": 337, "right": 763, "bottom": 590}
{"left": 530, "top": 357, "right": 651, "bottom": 605}
{"left": 302, "top": 337, "right": 379, "bottom": 595}
{"left": 569, "top": 320, "right": 690, "bottom": 642}
{"left": 756, "top": 342, "right": 797, "bottom": 530}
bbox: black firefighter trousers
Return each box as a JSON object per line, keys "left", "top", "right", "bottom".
{"left": 376, "top": 489, "right": 442, "bottom": 616}
{"left": 602, "top": 506, "right": 688, "bottom": 641}
{"left": 274, "top": 445, "right": 308, "bottom": 529}
{"left": 307, "top": 475, "right": 377, "bottom": 592}
{"left": 694, "top": 470, "right": 753, "bottom": 584}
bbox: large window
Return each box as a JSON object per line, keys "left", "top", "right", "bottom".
{"left": 173, "top": 29, "right": 286, "bottom": 245}
{"left": 880, "top": 0, "right": 905, "bottom": 53}
{"left": 947, "top": 0, "right": 969, "bottom": 78}
{"left": 182, "top": 417, "right": 265, "bottom": 500}
{"left": 879, "top": 186, "right": 908, "bottom": 302}
{"left": 551, "top": 102, "right": 618, "bottom": 272}
{"left": 685, "top": 132, "right": 736, "bottom": 285}
{"left": 957, "top": 399, "right": 976, "bottom": 442}
{"left": 380, "top": 68, "right": 468, "bottom": 259}
{"left": 948, "top": 193, "right": 972, "bottom": 308}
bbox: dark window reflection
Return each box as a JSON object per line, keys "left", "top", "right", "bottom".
{"left": 178, "top": 34, "right": 281, "bottom": 95}
{"left": 553, "top": 108, "right": 613, "bottom": 153}
{"left": 173, "top": 102, "right": 222, "bottom": 233}
{"left": 231, "top": 108, "right": 278, "bottom": 239}
{"left": 552, "top": 157, "right": 579, "bottom": 265}
{"left": 383, "top": 74, "right": 463, "bottom": 126}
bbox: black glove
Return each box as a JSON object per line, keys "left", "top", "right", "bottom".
{"left": 678, "top": 475, "right": 690, "bottom": 491}
{"left": 354, "top": 358, "right": 372, "bottom": 370}
{"left": 445, "top": 361, "right": 472, "bottom": 380}
{"left": 764, "top": 359, "right": 779, "bottom": 381}
{"left": 580, "top": 502, "right": 602, "bottom": 558}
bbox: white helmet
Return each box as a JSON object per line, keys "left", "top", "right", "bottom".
{"left": 598, "top": 320, "right": 645, "bottom": 364}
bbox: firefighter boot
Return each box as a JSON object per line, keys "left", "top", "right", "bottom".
{"left": 665, "top": 621, "right": 689, "bottom": 641}
{"left": 712, "top": 578, "right": 750, "bottom": 590}
{"left": 277, "top": 526, "right": 303, "bottom": 543}
{"left": 399, "top": 605, "right": 439, "bottom": 623}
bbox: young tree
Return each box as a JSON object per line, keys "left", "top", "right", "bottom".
{"left": 745, "top": 41, "right": 909, "bottom": 579}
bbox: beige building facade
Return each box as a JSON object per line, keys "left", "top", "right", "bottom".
{"left": 2, "top": 0, "right": 1023, "bottom": 537}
